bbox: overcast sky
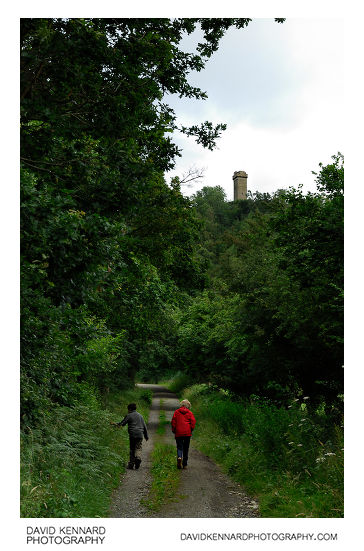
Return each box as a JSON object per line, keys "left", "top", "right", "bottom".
{"left": 164, "top": 18, "right": 344, "bottom": 200}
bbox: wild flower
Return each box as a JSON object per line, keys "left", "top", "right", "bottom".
{"left": 297, "top": 444, "right": 303, "bottom": 447}
{"left": 303, "top": 396, "right": 309, "bottom": 400}
{"left": 288, "top": 442, "right": 294, "bottom": 445}
{"left": 288, "top": 423, "right": 294, "bottom": 427}
{"left": 316, "top": 457, "right": 325, "bottom": 463}
{"left": 324, "top": 452, "right": 336, "bottom": 456}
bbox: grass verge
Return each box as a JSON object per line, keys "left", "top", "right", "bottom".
{"left": 178, "top": 383, "right": 343, "bottom": 518}
{"left": 141, "top": 400, "right": 181, "bottom": 512}
{"left": 156, "top": 401, "right": 170, "bottom": 435}
{"left": 20, "top": 386, "right": 152, "bottom": 517}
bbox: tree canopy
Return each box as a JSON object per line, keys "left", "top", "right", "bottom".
{"left": 21, "top": 18, "right": 342, "bottom": 427}
{"left": 175, "top": 155, "right": 343, "bottom": 405}
{"left": 21, "top": 18, "right": 287, "bottom": 424}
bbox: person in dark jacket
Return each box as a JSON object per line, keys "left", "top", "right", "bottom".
{"left": 112, "top": 403, "right": 149, "bottom": 469}
{"left": 171, "top": 399, "right": 196, "bottom": 469}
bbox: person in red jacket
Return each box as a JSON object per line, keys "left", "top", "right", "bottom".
{"left": 171, "top": 399, "right": 196, "bottom": 469}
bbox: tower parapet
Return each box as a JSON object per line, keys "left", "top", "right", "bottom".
{"left": 233, "top": 171, "right": 248, "bottom": 200}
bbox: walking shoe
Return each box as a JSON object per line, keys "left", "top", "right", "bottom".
{"left": 135, "top": 458, "right": 141, "bottom": 470}
{"left": 127, "top": 463, "right": 134, "bottom": 469}
{"left": 177, "top": 457, "right": 182, "bottom": 469}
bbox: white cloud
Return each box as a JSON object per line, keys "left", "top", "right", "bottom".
{"left": 169, "top": 115, "right": 344, "bottom": 200}
{"left": 165, "top": 18, "right": 344, "bottom": 198}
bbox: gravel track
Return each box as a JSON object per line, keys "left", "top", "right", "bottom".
{"left": 109, "top": 384, "right": 259, "bottom": 518}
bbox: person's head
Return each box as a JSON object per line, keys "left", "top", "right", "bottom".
{"left": 127, "top": 403, "right": 137, "bottom": 412}
{"left": 180, "top": 399, "right": 191, "bottom": 409}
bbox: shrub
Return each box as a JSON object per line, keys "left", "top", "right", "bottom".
{"left": 162, "top": 371, "right": 195, "bottom": 396}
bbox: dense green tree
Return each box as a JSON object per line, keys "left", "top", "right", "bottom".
{"left": 176, "top": 156, "right": 343, "bottom": 406}
{"left": 21, "top": 18, "right": 287, "bottom": 423}
{"left": 269, "top": 154, "right": 344, "bottom": 401}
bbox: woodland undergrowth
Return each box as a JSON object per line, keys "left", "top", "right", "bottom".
{"left": 168, "top": 380, "right": 344, "bottom": 518}
{"left": 20, "top": 387, "right": 152, "bottom": 517}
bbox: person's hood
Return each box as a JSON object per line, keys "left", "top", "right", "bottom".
{"left": 178, "top": 406, "right": 190, "bottom": 415}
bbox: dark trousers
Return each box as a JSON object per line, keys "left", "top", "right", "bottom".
{"left": 129, "top": 437, "right": 143, "bottom": 466}
{"left": 175, "top": 436, "right": 191, "bottom": 466}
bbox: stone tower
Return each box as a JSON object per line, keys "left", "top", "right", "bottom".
{"left": 233, "top": 171, "right": 248, "bottom": 201}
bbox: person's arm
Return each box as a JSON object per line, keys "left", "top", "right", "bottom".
{"left": 143, "top": 417, "right": 149, "bottom": 440}
{"left": 113, "top": 415, "right": 128, "bottom": 427}
{"left": 171, "top": 411, "right": 177, "bottom": 433}
{"left": 120, "top": 415, "right": 129, "bottom": 427}
{"left": 190, "top": 412, "right": 196, "bottom": 432}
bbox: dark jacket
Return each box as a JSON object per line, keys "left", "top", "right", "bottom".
{"left": 119, "top": 411, "right": 148, "bottom": 440}
{"left": 171, "top": 406, "right": 196, "bottom": 437}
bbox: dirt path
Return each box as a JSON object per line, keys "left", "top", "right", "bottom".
{"left": 108, "top": 384, "right": 162, "bottom": 517}
{"left": 109, "top": 384, "right": 259, "bottom": 518}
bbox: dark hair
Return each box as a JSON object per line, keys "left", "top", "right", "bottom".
{"left": 127, "top": 403, "right": 137, "bottom": 411}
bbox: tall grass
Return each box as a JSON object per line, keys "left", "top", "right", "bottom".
{"left": 20, "top": 387, "right": 152, "bottom": 517}
{"left": 182, "top": 384, "right": 343, "bottom": 518}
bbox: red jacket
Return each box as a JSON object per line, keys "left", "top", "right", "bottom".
{"left": 171, "top": 407, "right": 196, "bottom": 437}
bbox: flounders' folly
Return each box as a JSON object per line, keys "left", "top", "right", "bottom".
{"left": 233, "top": 170, "right": 248, "bottom": 200}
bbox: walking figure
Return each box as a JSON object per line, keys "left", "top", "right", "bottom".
{"left": 112, "top": 403, "right": 149, "bottom": 469}
{"left": 171, "top": 399, "right": 196, "bottom": 469}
